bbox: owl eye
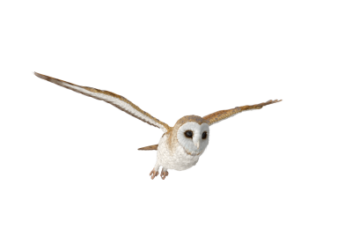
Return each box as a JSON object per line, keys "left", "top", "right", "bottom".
{"left": 202, "top": 131, "right": 207, "bottom": 139}
{"left": 184, "top": 130, "right": 193, "bottom": 138}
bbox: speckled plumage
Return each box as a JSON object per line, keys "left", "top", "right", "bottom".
{"left": 34, "top": 72, "right": 282, "bottom": 180}
{"left": 157, "top": 132, "right": 201, "bottom": 171}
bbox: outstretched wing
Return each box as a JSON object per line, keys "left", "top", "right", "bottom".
{"left": 137, "top": 144, "right": 158, "bottom": 151}
{"left": 203, "top": 99, "right": 282, "bottom": 126}
{"left": 34, "top": 72, "right": 170, "bottom": 132}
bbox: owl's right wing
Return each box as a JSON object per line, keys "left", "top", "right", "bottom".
{"left": 34, "top": 72, "right": 171, "bottom": 132}
{"left": 203, "top": 99, "right": 282, "bottom": 126}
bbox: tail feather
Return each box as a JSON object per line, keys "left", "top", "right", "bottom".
{"left": 138, "top": 144, "right": 158, "bottom": 151}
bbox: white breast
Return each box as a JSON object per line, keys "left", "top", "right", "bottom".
{"left": 157, "top": 134, "right": 201, "bottom": 171}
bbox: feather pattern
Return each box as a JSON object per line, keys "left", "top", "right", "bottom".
{"left": 203, "top": 99, "right": 282, "bottom": 126}
{"left": 34, "top": 72, "right": 170, "bottom": 132}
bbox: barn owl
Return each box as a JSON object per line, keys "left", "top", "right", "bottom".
{"left": 34, "top": 72, "right": 281, "bottom": 180}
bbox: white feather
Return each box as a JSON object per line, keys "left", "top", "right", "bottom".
{"left": 60, "top": 84, "right": 168, "bottom": 132}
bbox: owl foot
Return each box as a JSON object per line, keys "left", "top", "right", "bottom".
{"left": 161, "top": 170, "right": 169, "bottom": 180}
{"left": 149, "top": 170, "right": 159, "bottom": 180}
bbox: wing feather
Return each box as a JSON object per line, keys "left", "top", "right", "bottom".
{"left": 203, "top": 99, "right": 282, "bottom": 126}
{"left": 34, "top": 72, "right": 170, "bottom": 132}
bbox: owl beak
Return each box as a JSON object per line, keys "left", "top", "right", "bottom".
{"left": 195, "top": 141, "right": 200, "bottom": 149}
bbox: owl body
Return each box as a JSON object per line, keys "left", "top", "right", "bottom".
{"left": 156, "top": 132, "right": 201, "bottom": 171}
{"left": 34, "top": 72, "right": 281, "bottom": 180}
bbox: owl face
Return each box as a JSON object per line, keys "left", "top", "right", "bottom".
{"left": 177, "top": 122, "right": 209, "bottom": 155}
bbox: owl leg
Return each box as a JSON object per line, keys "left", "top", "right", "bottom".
{"left": 160, "top": 168, "right": 169, "bottom": 180}
{"left": 149, "top": 165, "right": 160, "bottom": 180}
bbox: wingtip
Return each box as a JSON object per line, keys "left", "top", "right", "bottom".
{"left": 34, "top": 72, "right": 51, "bottom": 82}
{"left": 267, "top": 98, "right": 284, "bottom": 103}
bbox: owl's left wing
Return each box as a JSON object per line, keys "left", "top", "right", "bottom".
{"left": 203, "top": 99, "right": 282, "bottom": 126}
{"left": 34, "top": 72, "right": 171, "bottom": 132}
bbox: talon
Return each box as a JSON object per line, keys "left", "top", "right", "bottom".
{"left": 149, "top": 170, "right": 159, "bottom": 180}
{"left": 161, "top": 170, "right": 169, "bottom": 180}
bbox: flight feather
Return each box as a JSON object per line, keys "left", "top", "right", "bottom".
{"left": 34, "top": 72, "right": 170, "bottom": 132}
{"left": 203, "top": 99, "right": 282, "bottom": 126}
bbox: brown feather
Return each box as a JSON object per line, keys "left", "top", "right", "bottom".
{"left": 34, "top": 72, "right": 171, "bottom": 132}
{"left": 203, "top": 99, "right": 282, "bottom": 125}
{"left": 138, "top": 144, "right": 158, "bottom": 151}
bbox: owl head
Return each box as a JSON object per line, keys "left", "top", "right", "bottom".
{"left": 173, "top": 115, "right": 210, "bottom": 155}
